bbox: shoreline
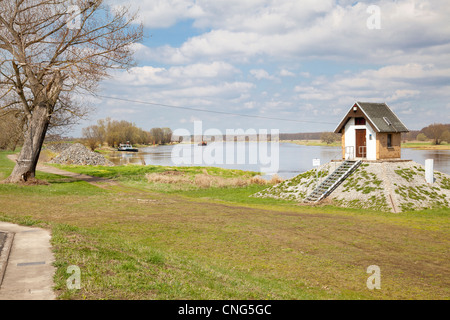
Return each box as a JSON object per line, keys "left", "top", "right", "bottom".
{"left": 282, "top": 140, "right": 450, "bottom": 150}
{"left": 280, "top": 140, "right": 340, "bottom": 147}
{"left": 400, "top": 144, "right": 450, "bottom": 150}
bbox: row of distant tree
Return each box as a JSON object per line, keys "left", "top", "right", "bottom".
{"left": 81, "top": 118, "right": 173, "bottom": 150}
{"left": 317, "top": 123, "right": 450, "bottom": 145}
{"left": 0, "top": 110, "right": 24, "bottom": 151}
{"left": 403, "top": 123, "right": 450, "bottom": 145}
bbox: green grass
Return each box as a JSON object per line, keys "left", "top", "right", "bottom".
{"left": 282, "top": 140, "right": 341, "bottom": 147}
{"left": 47, "top": 163, "right": 287, "bottom": 206}
{"left": 49, "top": 163, "right": 260, "bottom": 181}
{"left": 401, "top": 141, "right": 450, "bottom": 150}
{"left": 0, "top": 153, "right": 106, "bottom": 197}
{"left": 0, "top": 150, "right": 449, "bottom": 300}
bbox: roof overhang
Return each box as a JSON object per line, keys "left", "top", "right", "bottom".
{"left": 333, "top": 102, "right": 380, "bottom": 133}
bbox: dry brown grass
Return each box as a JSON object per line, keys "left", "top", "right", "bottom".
{"left": 194, "top": 174, "right": 215, "bottom": 188}
{"left": 146, "top": 171, "right": 284, "bottom": 188}
{"left": 146, "top": 172, "right": 192, "bottom": 184}
{"left": 268, "top": 174, "right": 284, "bottom": 185}
{"left": 249, "top": 175, "right": 267, "bottom": 185}
{"left": 38, "top": 149, "right": 58, "bottom": 163}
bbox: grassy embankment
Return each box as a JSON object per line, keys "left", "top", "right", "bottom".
{"left": 0, "top": 150, "right": 449, "bottom": 300}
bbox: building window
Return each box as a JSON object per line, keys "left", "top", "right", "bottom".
{"left": 387, "top": 134, "right": 392, "bottom": 148}
{"left": 355, "top": 117, "right": 366, "bottom": 125}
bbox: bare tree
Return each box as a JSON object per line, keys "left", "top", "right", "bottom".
{"left": 82, "top": 124, "right": 104, "bottom": 150}
{"left": 161, "top": 127, "right": 173, "bottom": 144}
{"left": 0, "top": 108, "right": 25, "bottom": 150}
{"left": 150, "top": 127, "right": 163, "bottom": 145}
{"left": 0, "top": 0, "right": 143, "bottom": 182}
{"left": 421, "top": 123, "right": 450, "bottom": 145}
{"left": 320, "top": 131, "right": 340, "bottom": 145}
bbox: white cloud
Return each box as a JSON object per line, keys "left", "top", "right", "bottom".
{"left": 288, "top": 61, "right": 450, "bottom": 129}
{"left": 279, "top": 69, "right": 295, "bottom": 77}
{"left": 388, "top": 90, "right": 420, "bottom": 101}
{"left": 169, "top": 61, "right": 240, "bottom": 79}
{"left": 101, "top": 61, "right": 255, "bottom": 116}
{"left": 112, "top": 0, "right": 205, "bottom": 28}
{"left": 250, "top": 69, "right": 278, "bottom": 81}
{"left": 111, "top": 108, "right": 137, "bottom": 114}
{"left": 85, "top": 1, "right": 450, "bottom": 135}
{"left": 132, "top": 0, "right": 450, "bottom": 66}
{"left": 115, "top": 61, "right": 240, "bottom": 87}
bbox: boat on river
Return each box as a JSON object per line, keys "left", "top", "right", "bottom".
{"left": 117, "top": 143, "right": 139, "bottom": 152}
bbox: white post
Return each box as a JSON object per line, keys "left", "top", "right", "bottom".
{"left": 313, "top": 158, "right": 320, "bottom": 184}
{"left": 425, "top": 159, "right": 434, "bottom": 184}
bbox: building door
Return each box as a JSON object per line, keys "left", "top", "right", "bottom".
{"left": 355, "top": 129, "right": 366, "bottom": 158}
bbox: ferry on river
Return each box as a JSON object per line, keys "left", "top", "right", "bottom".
{"left": 117, "top": 143, "right": 139, "bottom": 152}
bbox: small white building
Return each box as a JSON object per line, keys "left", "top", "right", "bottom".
{"left": 334, "top": 102, "right": 409, "bottom": 161}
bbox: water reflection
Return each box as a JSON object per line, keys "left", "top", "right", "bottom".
{"left": 401, "top": 148, "right": 450, "bottom": 175}
{"left": 108, "top": 143, "right": 450, "bottom": 178}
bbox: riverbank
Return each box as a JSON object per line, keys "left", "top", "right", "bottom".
{"left": 0, "top": 151, "right": 448, "bottom": 300}
{"left": 283, "top": 140, "right": 450, "bottom": 150}
{"left": 401, "top": 141, "right": 450, "bottom": 150}
{"left": 282, "top": 140, "right": 340, "bottom": 147}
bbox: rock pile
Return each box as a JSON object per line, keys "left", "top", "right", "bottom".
{"left": 49, "top": 143, "right": 114, "bottom": 166}
{"left": 45, "top": 142, "right": 73, "bottom": 154}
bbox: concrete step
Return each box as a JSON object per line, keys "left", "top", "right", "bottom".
{"left": 304, "top": 160, "right": 362, "bottom": 203}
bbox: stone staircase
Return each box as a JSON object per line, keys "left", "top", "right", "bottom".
{"left": 304, "top": 160, "right": 362, "bottom": 203}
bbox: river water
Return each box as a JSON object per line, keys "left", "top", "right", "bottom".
{"left": 108, "top": 142, "right": 450, "bottom": 179}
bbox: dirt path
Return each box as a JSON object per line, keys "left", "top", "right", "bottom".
{"left": 6, "top": 154, "right": 118, "bottom": 188}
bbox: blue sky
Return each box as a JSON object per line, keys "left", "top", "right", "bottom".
{"left": 72, "top": 0, "right": 450, "bottom": 137}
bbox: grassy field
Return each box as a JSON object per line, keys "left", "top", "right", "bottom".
{"left": 0, "top": 150, "right": 449, "bottom": 300}
{"left": 282, "top": 140, "right": 341, "bottom": 147}
{"left": 401, "top": 141, "right": 450, "bottom": 150}
{"left": 283, "top": 139, "right": 450, "bottom": 150}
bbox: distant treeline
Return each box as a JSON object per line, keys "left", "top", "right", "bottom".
{"left": 280, "top": 132, "right": 323, "bottom": 140}
{"left": 174, "top": 132, "right": 327, "bottom": 142}
{"left": 82, "top": 118, "right": 173, "bottom": 150}
{"left": 174, "top": 124, "right": 450, "bottom": 145}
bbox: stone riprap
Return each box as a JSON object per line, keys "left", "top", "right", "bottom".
{"left": 48, "top": 143, "right": 114, "bottom": 166}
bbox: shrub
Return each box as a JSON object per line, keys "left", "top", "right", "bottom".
{"left": 194, "top": 174, "right": 214, "bottom": 188}
{"left": 321, "top": 132, "right": 341, "bottom": 144}
{"left": 268, "top": 174, "right": 284, "bottom": 185}
{"left": 416, "top": 133, "right": 428, "bottom": 141}
{"left": 249, "top": 176, "right": 268, "bottom": 185}
{"left": 38, "top": 149, "right": 58, "bottom": 163}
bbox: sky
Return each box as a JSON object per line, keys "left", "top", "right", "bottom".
{"left": 71, "top": 0, "right": 450, "bottom": 137}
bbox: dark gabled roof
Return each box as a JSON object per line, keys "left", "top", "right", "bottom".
{"left": 334, "top": 102, "right": 409, "bottom": 133}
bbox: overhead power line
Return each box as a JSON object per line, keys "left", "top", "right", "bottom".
{"left": 85, "top": 93, "right": 336, "bottom": 125}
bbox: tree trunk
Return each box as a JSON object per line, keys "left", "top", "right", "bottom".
{"left": 6, "top": 104, "right": 50, "bottom": 183}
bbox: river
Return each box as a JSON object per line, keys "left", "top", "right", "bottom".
{"left": 108, "top": 142, "right": 450, "bottom": 179}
